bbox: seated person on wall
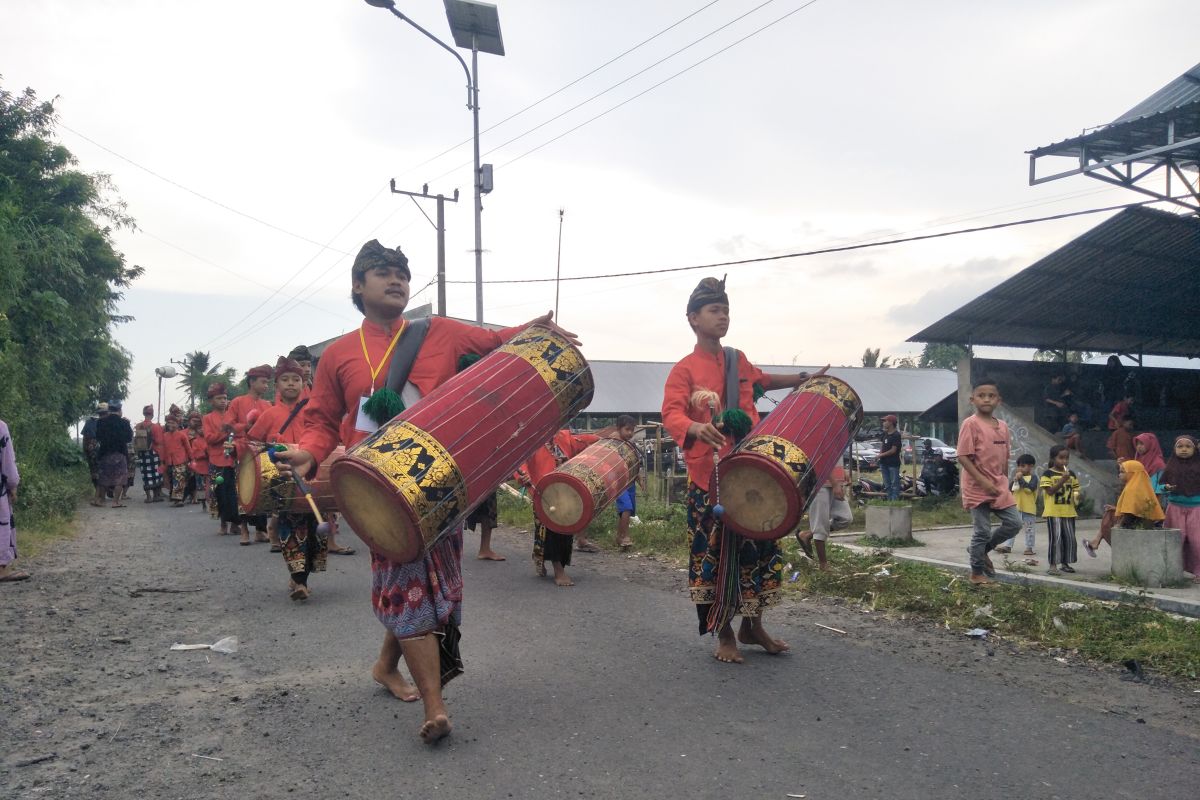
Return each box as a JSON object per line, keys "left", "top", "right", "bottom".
{"left": 1058, "top": 413, "right": 1082, "bottom": 452}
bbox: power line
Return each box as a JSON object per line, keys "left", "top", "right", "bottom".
{"left": 391, "top": 0, "right": 726, "bottom": 181}
{"left": 496, "top": 0, "right": 822, "bottom": 172}
{"left": 59, "top": 123, "right": 360, "bottom": 255}
{"left": 446, "top": 198, "right": 1166, "bottom": 285}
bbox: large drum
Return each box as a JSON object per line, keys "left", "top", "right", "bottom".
{"left": 330, "top": 326, "right": 594, "bottom": 563}
{"left": 717, "top": 375, "right": 863, "bottom": 540}
{"left": 534, "top": 438, "right": 640, "bottom": 534}
{"left": 237, "top": 447, "right": 343, "bottom": 516}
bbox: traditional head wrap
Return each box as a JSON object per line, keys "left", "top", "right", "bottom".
{"left": 1114, "top": 459, "right": 1165, "bottom": 522}
{"left": 288, "top": 344, "right": 313, "bottom": 362}
{"left": 96, "top": 402, "right": 109, "bottom": 413}
{"left": 109, "top": 401, "right": 123, "bottom": 412}
{"left": 169, "top": 403, "right": 182, "bottom": 417}
{"left": 686, "top": 275, "right": 728, "bottom": 314}
{"left": 1161, "top": 435, "right": 1200, "bottom": 497}
{"left": 246, "top": 364, "right": 272, "bottom": 381}
{"left": 352, "top": 239, "right": 410, "bottom": 280}
{"left": 207, "top": 382, "right": 228, "bottom": 399}
{"left": 274, "top": 356, "right": 304, "bottom": 380}
{"left": 1133, "top": 432, "right": 1165, "bottom": 476}
{"left": 142, "top": 404, "right": 154, "bottom": 417}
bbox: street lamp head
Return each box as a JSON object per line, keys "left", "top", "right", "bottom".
{"left": 363, "top": 0, "right": 396, "bottom": 8}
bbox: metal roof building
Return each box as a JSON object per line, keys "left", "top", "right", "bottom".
{"left": 584, "top": 361, "right": 957, "bottom": 418}
{"left": 909, "top": 206, "right": 1200, "bottom": 358}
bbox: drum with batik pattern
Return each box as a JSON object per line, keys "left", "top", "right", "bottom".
{"left": 330, "top": 325, "right": 594, "bottom": 563}
{"left": 237, "top": 447, "right": 342, "bottom": 516}
{"left": 717, "top": 375, "right": 863, "bottom": 540}
{"left": 534, "top": 438, "right": 640, "bottom": 534}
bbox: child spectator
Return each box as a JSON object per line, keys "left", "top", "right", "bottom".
{"left": 612, "top": 415, "right": 645, "bottom": 551}
{"left": 1084, "top": 459, "right": 1164, "bottom": 557}
{"left": 1058, "top": 413, "right": 1082, "bottom": 452}
{"left": 1107, "top": 391, "right": 1134, "bottom": 431}
{"left": 997, "top": 453, "right": 1038, "bottom": 556}
{"left": 955, "top": 378, "right": 1021, "bottom": 586}
{"left": 1040, "top": 445, "right": 1080, "bottom": 575}
{"left": 1106, "top": 417, "right": 1136, "bottom": 463}
{"left": 1160, "top": 435, "right": 1200, "bottom": 581}
{"left": 797, "top": 465, "right": 853, "bottom": 570}
{"left": 1133, "top": 432, "right": 1166, "bottom": 491}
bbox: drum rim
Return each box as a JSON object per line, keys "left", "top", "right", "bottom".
{"left": 330, "top": 456, "right": 421, "bottom": 563}
{"left": 237, "top": 452, "right": 268, "bottom": 515}
{"left": 534, "top": 473, "right": 596, "bottom": 535}
{"left": 717, "top": 450, "right": 802, "bottom": 540}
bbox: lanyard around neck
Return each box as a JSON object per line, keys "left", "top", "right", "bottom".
{"left": 360, "top": 320, "right": 407, "bottom": 391}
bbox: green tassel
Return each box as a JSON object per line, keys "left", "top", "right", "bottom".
{"left": 457, "top": 353, "right": 482, "bottom": 373}
{"left": 718, "top": 408, "right": 753, "bottom": 441}
{"left": 752, "top": 382, "right": 766, "bottom": 401}
{"left": 362, "top": 387, "right": 405, "bottom": 426}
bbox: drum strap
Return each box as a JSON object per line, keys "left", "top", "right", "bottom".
{"left": 277, "top": 398, "right": 309, "bottom": 436}
{"left": 722, "top": 346, "right": 741, "bottom": 413}
{"left": 382, "top": 317, "right": 433, "bottom": 395}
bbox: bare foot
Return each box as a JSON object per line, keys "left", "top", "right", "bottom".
{"left": 554, "top": 574, "right": 574, "bottom": 587}
{"left": 713, "top": 635, "right": 744, "bottom": 664}
{"left": 738, "top": 626, "right": 789, "bottom": 654}
{"left": 419, "top": 713, "right": 452, "bottom": 744}
{"left": 289, "top": 583, "right": 309, "bottom": 602}
{"left": 476, "top": 550, "right": 506, "bottom": 561}
{"left": 371, "top": 662, "right": 420, "bottom": 702}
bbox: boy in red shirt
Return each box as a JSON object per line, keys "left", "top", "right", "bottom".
{"left": 134, "top": 405, "right": 165, "bottom": 503}
{"left": 274, "top": 239, "right": 575, "bottom": 743}
{"left": 227, "top": 365, "right": 274, "bottom": 546}
{"left": 956, "top": 378, "right": 1021, "bottom": 585}
{"left": 203, "top": 384, "right": 239, "bottom": 536}
{"left": 186, "top": 412, "right": 208, "bottom": 506}
{"left": 525, "top": 428, "right": 601, "bottom": 587}
{"left": 661, "top": 276, "right": 822, "bottom": 665}
{"left": 161, "top": 415, "right": 192, "bottom": 507}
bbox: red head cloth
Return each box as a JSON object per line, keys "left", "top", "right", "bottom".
{"left": 188, "top": 411, "right": 202, "bottom": 421}
{"left": 1133, "top": 432, "right": 1165, "bottom": 475}
{"left": 142, "top": 404, "right": 154, "bottom": 417}
{"left": 274, "top": 356, "right": 304, "bottom": 380}
{"left": 169, "top": 403, "right": 183, "bottom": 417}
{"left": 207, "top": 382, "right": 228, "bottom": 399}
{"left": 246, "top": 364, "right": 273, "bottom": 381}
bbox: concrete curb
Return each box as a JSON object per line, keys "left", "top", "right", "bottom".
{"left": 838, "top": 543, "right": 1200, "bottom": 619}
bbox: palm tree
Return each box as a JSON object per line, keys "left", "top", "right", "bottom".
{"left": 861, "top": 347, "right": 892, "bottom": 368}
{"left": 177, "top": 350, "right": 225, "bottom": 411}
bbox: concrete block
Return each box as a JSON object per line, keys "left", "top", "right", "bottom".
{"left": 1110, "top": 527, "right": 1185, "bottom": 588}
{"left": 866, "top": 505, "right": 912, "bottom": 541}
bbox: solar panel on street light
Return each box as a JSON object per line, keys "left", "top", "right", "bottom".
{"left": 444, "top": 0, "right": 505, "bottom": 56}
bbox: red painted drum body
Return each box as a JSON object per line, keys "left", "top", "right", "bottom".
{"left": 237, "top": 447, "right": 343, "bottom": 516}
{"left": 534, "top": 438, "right": 640, "bottom": 534}
{"left": 717, "top": 376, "right": 863, "bottom": 540}
{"left": 330, "top": 326, "right": 594, "bottom": 563}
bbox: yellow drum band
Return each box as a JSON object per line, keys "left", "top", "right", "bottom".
{"left": 498, "top": 327, "right": 595, "bottom": 419}
{"left": 798, "top": 375, "right": 865, "bottom": 425}
{"left": 734, "top": 434, "right": 810, "bottom": 485}
{"left": 349, "top": 419, "right": 469, "bottom": 543}
{"left": 555, "top": 441, "right": 639, "bottom": 506}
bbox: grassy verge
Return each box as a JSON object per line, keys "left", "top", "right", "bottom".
{"left": 842, "top": 495, "right": 973, "bottom": 532}
{"left": 12, "top": 462, "right": 90, "bottom": 560}
{"left": 783, "top": 543, "right": 1200, "bottom": 681}
{"left": 857, "top": 534, "right": 925, "bottom": 548}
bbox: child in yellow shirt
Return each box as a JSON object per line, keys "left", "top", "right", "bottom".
{"left": 1040, "top": 445, "right": 1081, "bottom": 575}
{"left": 998, "top": 453, "right": 1039, "bottom": 556}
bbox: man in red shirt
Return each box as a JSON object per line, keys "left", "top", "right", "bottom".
{"left": 274, "top": 239, "right": 576, "bottom": 743}
{"left": 134, "top": 405, "right": 165, "bottom": 503}
{"left": 661, "top": 276, "right": 822, "bottom": 665}
{"left": 203, "top": 383, "right": 239, "bottom": 536}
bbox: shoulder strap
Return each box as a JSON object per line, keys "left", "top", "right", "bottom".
{"left": 277, "top": 398, "right": 309, "bottom": 436}
{"left": 383, "top": 317, "right": 433, "bottom": 395}
{"left": 722, "top": 346, "right": 741, "bottom": 413}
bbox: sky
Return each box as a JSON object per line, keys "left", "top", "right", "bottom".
{"left": 4, "top": 0, "right": 1198, "bottom": 409}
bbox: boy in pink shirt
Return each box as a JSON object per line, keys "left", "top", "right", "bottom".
{"left": 956, "top": 378, "right": 1021, "bottom": 585}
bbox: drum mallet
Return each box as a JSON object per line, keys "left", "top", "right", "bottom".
{"left": 267, "top": 445, "right": 331, "bottom": 536}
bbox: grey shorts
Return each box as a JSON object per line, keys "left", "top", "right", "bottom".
{"left": 810, "top": 486, "right": 853, "bottom": 541}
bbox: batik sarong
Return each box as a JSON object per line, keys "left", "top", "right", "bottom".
{"left": 532, "top": 520, "right": 572, "bottom": 577}
{"left": 279, "top": 512, "right": 327, "bottom": 585}
{"left": 168, "top": 464, "right": 188, "bottom": 502}
{"left": 686, "top": 481, "right": 782, "bottom": 635}
{"left": 139, "top": 450, "right": 163, "bottom": 490}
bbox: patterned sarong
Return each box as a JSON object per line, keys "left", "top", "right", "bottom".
{"left": 139, "top": 450, "right": 163, "bottom": 490}
{"left": 279, "top": 512, "right": 327, "bottom": 583}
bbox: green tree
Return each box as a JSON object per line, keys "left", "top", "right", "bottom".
{"left": 1033, "top": 349, "right": 1093, "bottom": 363}
{"left": 177, "top": 350, "right": 236, "bottom": 411}
{"left": 0, "top": 83, "right": 142, "bottom": 518}
{"left": 861, "top": 347, "right": 891, "bottom": 368}
{"left": 919, "top": 343, "right": 972, "bottom": 370}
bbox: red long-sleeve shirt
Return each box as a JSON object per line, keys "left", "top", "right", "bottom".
{"left": 661, "top": 345, "right": 765, "bottom": 492}
{"left": 247, "top": 400, "right": 307, "bottom": 446}
{"left": 161, "top": 429, "right": 191, "bottom": 466}
{"left": 203, "top": 411, "right": 235, "bottom": 468}
{"left": 297, "top": 316, "right": 524, "bottom": 466}
{"left": 188, "top": 431, "right": 209, "bottom": 472}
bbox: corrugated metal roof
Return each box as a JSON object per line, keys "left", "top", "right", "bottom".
{"left": 909, "top": 207, "right": 1200, "bottom": 358}
{"left": 1028, "top": 63, "right": 1200, "bottom": 164}
{"left": 585, "top": 361, "right": 956, "bottom": 416}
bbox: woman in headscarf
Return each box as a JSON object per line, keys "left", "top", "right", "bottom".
{"left": 1133, "top": 432, "right": 1166, "bottom": 492}
{"left": 1161, "top": 435, "right": 1200, "bottom": 580}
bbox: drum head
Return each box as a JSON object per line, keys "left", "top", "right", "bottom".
{"left": 719, "top": 458, "right": 799, "bottom": 540}
{"left": 236, "top": 454, "right": 263, "bottom": 512}
{"left": 538, "top": 480, "right": 588, "bottom": 534}
{"left": 332, "top": 460, "right": 421, "bottom": 563}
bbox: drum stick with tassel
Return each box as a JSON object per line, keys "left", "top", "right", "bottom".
{"left": 690, "top": 389, "right": 725, "bottom": 518}
{"left": 267, "top": 445, "right": 330, "bottom": 535}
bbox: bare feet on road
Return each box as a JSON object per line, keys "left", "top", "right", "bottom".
{"left": 372, "top": 661, "right": 421, "bottom": 702}
{"left": 419, "top": 713, "right": 452, "bottom": 744}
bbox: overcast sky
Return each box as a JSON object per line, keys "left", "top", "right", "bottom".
{"left": 4, "top": 0, "right": 1198, "bottom": 408}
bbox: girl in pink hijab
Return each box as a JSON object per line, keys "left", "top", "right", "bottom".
{"left": 1133, "top": 432, "right": 1166, "bottom": 490}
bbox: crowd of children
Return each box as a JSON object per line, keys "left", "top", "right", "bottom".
{"left": 960, "top": 377, "right": 1200, "bottom": 583}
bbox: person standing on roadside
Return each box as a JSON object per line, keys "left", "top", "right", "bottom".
{"left": 0, "top": 418, "right": 29, "bottom": 583}
{"left": 879, "top": 414, "right": 903, "bottom": 501}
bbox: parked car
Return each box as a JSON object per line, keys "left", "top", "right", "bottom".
{"left": 844, "top": 441, "right": 880, "bottom": 470}
{"left": 904, "top": 437, "right": 957, "bottom": 463}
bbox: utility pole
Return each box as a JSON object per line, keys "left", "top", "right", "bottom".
{"left": 389, "top": 180, "right": 460, "bottom": 317}
{"left": 554, "top": 208, "right": 565, "bottom": 320}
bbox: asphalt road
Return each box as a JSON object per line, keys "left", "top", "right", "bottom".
{"left": 3, "top": 500, "right": 1197, "bottom": 799}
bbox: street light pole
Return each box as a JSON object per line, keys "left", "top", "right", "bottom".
{"left": 365, "top": 0, "right": 504, "bottom": 326}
